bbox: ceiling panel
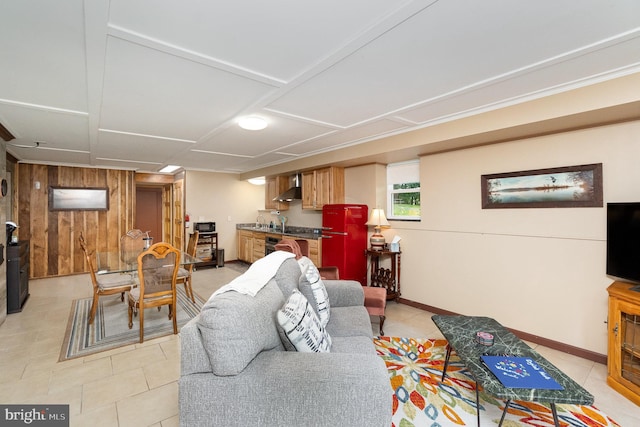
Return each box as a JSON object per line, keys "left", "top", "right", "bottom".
{"left": 99, "top": 37, "right": 277, "bottom": 140}
{"left": 268, "top": 0, "right": 640, "bottom": 127}
{"left": 95, "top": 130, "right": 195, "bottom": 164}
{"left": 1, "top": 0, "right": 639, "bottom": 175}
{"left": 7, "top": 146, "right": 91, "bottom": 166}
{"left": 0, "top": 0, "right": 88, "bottom": 111}
{"left": 230, "top": 152, "right": 301, "bottom": 173}
{"left": 197, "top": 112, "right": 335, "bottom": 156}
{"left": 398, "top": 33, "right": 640, "bottom": 124}
{"left": 278, "top": 119, "right": 409, "bottom": 155}
{"left": 92, "top": 158, "right": 162, "bottom": 171}
{"left": 171, "top": 149, "right": 257, "bottom": 172}
{"left": 108, "top": 0, "right": 418, "bottom": 82}
{"left": 0, "top": 104, "right": 89, "bottom": 150}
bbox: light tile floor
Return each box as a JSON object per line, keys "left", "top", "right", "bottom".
{"left": 0, "top": 266, "right": 638, "bottom": 426}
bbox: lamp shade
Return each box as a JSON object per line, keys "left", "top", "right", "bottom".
{"left": 366, "top": 208, "right": 389, "bottom": 250}
{"left": 366, "top": 209, "right": 390, "bottom": 227}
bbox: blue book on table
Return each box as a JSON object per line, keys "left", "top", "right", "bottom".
{"left": 480, "top": 355, "right": 564, "bottom": 390}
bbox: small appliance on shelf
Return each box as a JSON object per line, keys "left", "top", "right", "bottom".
{"left": 6, "top": 221, "right": 19, "bottom": 245}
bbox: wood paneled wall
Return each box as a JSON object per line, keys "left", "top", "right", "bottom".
{"left": 16, "top": 164, "right": 135, "bottom": 278}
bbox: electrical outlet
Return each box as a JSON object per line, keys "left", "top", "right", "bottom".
{"left": 227, "top": 215, "right": 232, "bottom": 221}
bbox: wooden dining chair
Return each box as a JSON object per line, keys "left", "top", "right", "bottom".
{"left": 120, "top": 229, "right": 146, "bottom": 265}
{"left": 78, "top": 232, "right": 135, "bottom": 325}
{"left": 128, "top": 242, "right": 180, "bottom": 343}
{"left": 176, "top": 231, "right": 199, "bottom": 303}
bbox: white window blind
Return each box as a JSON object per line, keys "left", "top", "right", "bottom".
{"left": 387, "top": 160, "right": 420, "bottom": 220}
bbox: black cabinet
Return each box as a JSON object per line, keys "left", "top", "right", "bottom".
{"left": 7, "top": 240, "right": 29, "bottom": 313}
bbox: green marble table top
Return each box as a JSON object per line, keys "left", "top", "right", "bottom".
{"left": 431, "top": 314, "right": 594, "bottom": 405}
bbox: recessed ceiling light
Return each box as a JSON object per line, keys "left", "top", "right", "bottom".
{"left": 159, "top": 165, "right": 181, "bottom": 173}
{"left": 238, "top": 116, "right": 268, "bottom": 131}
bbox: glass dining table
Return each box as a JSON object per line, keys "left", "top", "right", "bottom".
{"left": 96, "top": 250, "right": 201, "bottom": 274}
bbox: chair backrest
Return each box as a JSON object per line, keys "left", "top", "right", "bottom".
{"left": 184, "top": 231, "right": 199, "bottom": 273}
{"left": 78, "top": 232, "right": 99, "bottom": 290}
{"left": 274, "top": 239, "right": 305, "bottom": 259}
{"left": 137, "top": 242, "right": 180, "bottom": 300}
{"left": 121, "top": 229, "right": 146, "bottom": 264}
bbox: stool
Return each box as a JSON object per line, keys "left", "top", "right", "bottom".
{"left": 363, "top": 286, "right": 386, "bottom": 335}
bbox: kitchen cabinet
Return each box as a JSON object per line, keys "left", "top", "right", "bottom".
{"left": 237, "top": 230, "right": 253, "bottom": 263}
{"left": 305, "top": 238, "right": 321, "bottom": 266}
{"left": 237, "top": 228, "right": 322, "bottom": 266}
{"left": 301, "top": 167, "right": 344, "bottom": 210}
{"left": 265, "top": 176, "right": 290, "bottom": 211}
{"left": 252, "top": 232, "right": 266, "bottom": 263}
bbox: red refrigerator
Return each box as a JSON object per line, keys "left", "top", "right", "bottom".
{"left": 321, "top": 204, "right": 368, "bottom": 286}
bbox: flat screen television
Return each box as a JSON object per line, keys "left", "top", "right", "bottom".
{"left": 607, "top": 202, "right": 640, "bottom": 284}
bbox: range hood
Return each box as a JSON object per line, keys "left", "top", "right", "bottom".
{"left": 274, "top": 173, "right": 302, "bottom": 202}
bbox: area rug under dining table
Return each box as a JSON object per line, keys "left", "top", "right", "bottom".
{"left": 60, "top": 286, "right": 204, "bottom": 361}
{"left": 375, "top": 336, "right": 620, "bottom": 427}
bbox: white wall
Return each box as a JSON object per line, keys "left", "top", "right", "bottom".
{"left": 185, "top": 171, "right": 265, "bottom": 260}
{"left": 386, "top": 120, "right": 640, "bottom": 355}
{"left": 184, "top": 120, "right": 640, "bottom": 356}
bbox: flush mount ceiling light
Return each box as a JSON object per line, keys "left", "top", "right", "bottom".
{"left": 248, "top": 177, "right": 266, "bottom": 185}
{"left": 238, "top": 116, "right": 268, "bottom": 131}
{"left": 159, "top": 165, "right": 181, "bottom": 173}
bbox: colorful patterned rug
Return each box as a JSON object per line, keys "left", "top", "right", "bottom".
{"left": 60, "top": 286, "right": 204, "bottom": 361}
{"left": 375, "top": 337, "right": 620, "bottom": 427}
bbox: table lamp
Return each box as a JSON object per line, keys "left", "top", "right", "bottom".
{"left": 366, "top": 208, "right": 389, "bottom": 250}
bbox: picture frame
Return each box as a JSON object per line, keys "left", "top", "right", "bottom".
{"left": 49, "top": 187, "right": 109, "bottom": 211}
{"left": 481, "top": 163, "right": 603, "bottom": 209}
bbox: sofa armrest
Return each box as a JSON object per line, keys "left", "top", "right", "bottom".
{"left": 179, "top": 350, "right": 392, "bottom": 427}
{"left": 323, "top": 279, "right": 364, "bottom": 307}
{"left": 180, "top": 316, "right": 213, "bottom": 376}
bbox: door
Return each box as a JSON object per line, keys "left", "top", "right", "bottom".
{"left": 135, "top": 187, "right": 163, "bottom": 244}
{"left": 173, "top": 178, "right": 184, "bottom": 251}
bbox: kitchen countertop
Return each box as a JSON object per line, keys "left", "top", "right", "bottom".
{"left": 236, "top": 224, "right": 322, "bottom": 240}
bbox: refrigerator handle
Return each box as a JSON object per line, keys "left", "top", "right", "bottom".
{"left": 323, "top": 231, "right": 347, "bottom": 236}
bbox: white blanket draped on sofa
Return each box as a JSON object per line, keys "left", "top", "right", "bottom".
{"left": 210, "top": 251, "right": 295, "bottom": 298}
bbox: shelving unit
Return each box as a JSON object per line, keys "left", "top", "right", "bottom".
{"left": 366, "top": 248, "right": 401, "bottom": 301}
{"left": 194, "top": 232, "right": 219, "bottom": 268}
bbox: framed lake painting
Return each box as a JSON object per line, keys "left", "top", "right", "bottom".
{"left": 49, "top": 187, "right": 109, "bottom": 211}
{"left": 481, "top": 163, "right": 603, "bottom": 209}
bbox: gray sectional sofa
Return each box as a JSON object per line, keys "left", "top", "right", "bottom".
{"left": 179, "top": 254, "right": 392, "bottom": 427}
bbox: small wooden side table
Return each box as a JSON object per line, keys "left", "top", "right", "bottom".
{"left": 366, "top": 248, "right": 401, "bottom": 301}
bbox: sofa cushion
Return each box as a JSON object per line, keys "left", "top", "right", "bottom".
{"left": 197, "top": 280, "right": 285, "bottom": 376}
{"left": 325, "top": 305, "right": 373, "bottom": 339}
{"left": 330, "top": 335, "right": 377, "bottom": 355}
{"left": 276, "top": 290, "right": 332, "bottom": 352}
{"left": 297, "top": 257, "right": 330, "bottom": 327}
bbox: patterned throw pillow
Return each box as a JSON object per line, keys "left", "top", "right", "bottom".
{"left": 276, "top": 290, "right": 332, "bottom": 353}
{"left": 297, "top": 256, "right": 330, "bottom": 327}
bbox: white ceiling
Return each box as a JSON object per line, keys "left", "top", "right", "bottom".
{"left": 1, "top": 0, "right": 640, "bottom": 175}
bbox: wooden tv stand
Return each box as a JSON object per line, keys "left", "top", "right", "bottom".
{"left": 607, "top": 281, "right": 640, "bottom": 406}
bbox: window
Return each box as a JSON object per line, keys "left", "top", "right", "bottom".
{"left": 387, "top": 160, "right": 420, "bottom": 220}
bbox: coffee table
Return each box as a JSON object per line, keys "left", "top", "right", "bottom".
{"left": 431, "top": 315, "right": 594, "bottom": 427}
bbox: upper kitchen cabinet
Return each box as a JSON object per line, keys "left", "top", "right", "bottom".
{"left": 302, "top": 167, "right": 344, "bottom": 210}
{"left": 265, "top": 176, "right": 290, "bottom": 211}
